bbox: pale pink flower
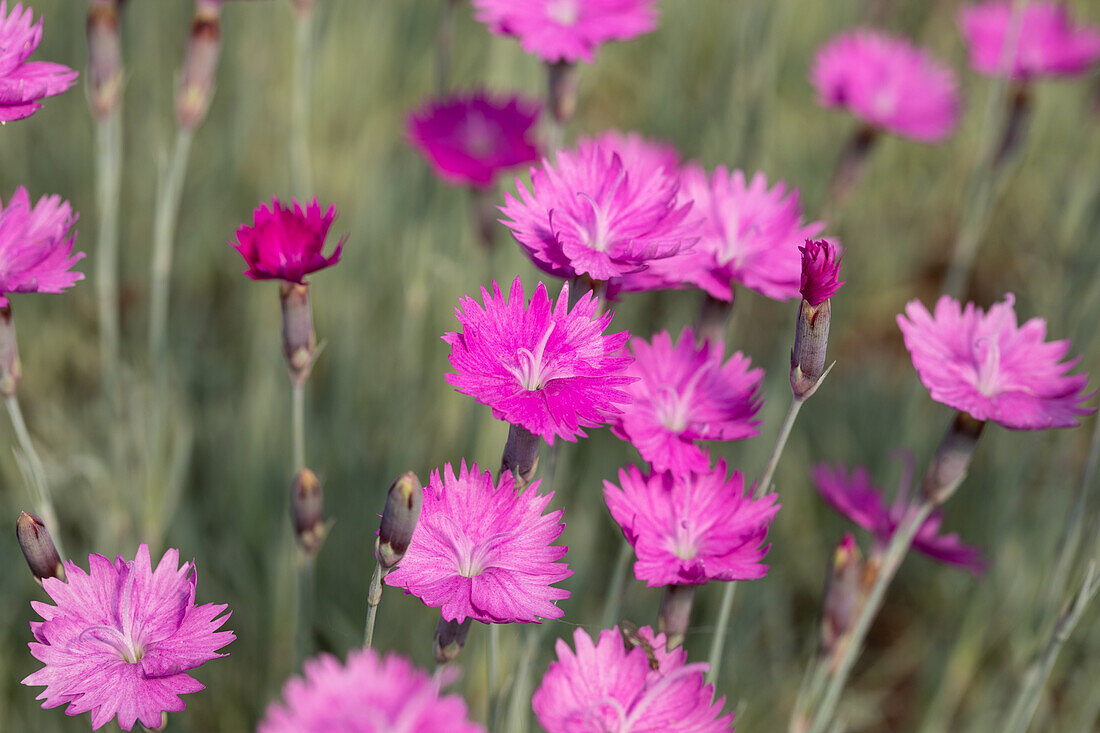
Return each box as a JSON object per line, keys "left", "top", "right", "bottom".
{"left": 0, "top": 187, "right": 83, "bottom": 307}
{"left": 0, "top": 1, "right": 78, "bottom": 121}
{"left": 960, "top": 2, "right": 1100, "bottom": 79}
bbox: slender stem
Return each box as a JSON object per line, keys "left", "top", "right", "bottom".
{"left": 93, "top": 110, "right": 123, "bottom": 418}
{"left": 290, "top": 7, "right": 314, "bottom": 198}
{"left": 297, "top": 558, "right": 313, "bottom": 665}
{"left": 600, "top": 539, "right": 634, "bottom": 629}
{"left": 435, "top": 0, "right": 457, "bottom": 93}
{"left": 6, "top": 395, "right": 66, "bottom": 561}
{"left": 705, "top": 579, "right": 737, "bottom": 683}
{"left": 488, "top": 622, "right": 501, "bottom": 732}
{"left": 291, "top": 380, "right": 305, "bottom": 472}
{"left": 363, "top": 560, "right": 384, "bottom": 648}
{"left": 756, "top": 397, "right": 804, "bottom": 500}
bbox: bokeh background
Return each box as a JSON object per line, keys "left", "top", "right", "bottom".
{"left": 1, "top": 0, "right": 1099, "bottom": 730}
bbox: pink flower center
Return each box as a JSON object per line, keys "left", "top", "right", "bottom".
{"left": 461, "top": 111, "right": 498, "bottom": 159}
{"left": 577, "top": 192, "right": 614, "bottom": 253}
{"left": 668, "top": 519, "right": 699, "bottom": 561}
{"left": 504, "top": 321, "right": 563, "bottom": 391}
{"left": 79, "top": 625, "right": 144, "bottom": 664}
{"left": 973, "top": 337, "right": 1003, "bottom": 397}
{"left": 546, "top": 0, "right": 580, "bottom": 26}
{"left": 653, "top": 366, "right": 708, "bottom": 433}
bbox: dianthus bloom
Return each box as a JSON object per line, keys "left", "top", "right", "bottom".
{"left": 500, "top": 140, "right": 698, "bottom": 283}
{"left": 533, "top": 626, "right": 734, "bottom": 732}
{"left": 0, "top": 187, "right": 83, "bottom": 306}
{"left": 812, "top": 463, "right": 985, "bottom": 574}
{"left": 406, "top": 92, "right": 541, "bottom": 190}
{"left": 960, "top": 2, "right": 1100, "bottom": 79}
{"left": 472, "top": 0, "right": 658, "bottom": 63}
{"left": 444, "top": 278, "right": 634, "bottom": 443}
{"left": 604, "top": 460, "right": 779, "bottom": 586}
{"left": 677, "top": 165, "right": 823, "bottom": 302}
{"left": 812, "top": 30, "right": 960, "bottom": 142}
{"left": 232, "top": 197, "right": 344, "bottom": 283}
{"left": 612, "top": 328, "right": 762, "bottom": 475}
{"left": 259, "top": 648, "right": 483, "bottom": 733}
{"left": 0, "top": 1, "right": 78, "bottom": 122}
{"left": 385, "top": 461, "right": 572, "bottom": 623}
{"left": 799, "top": 238, "right": 845, "bottom": 306}
{"left": 897, "top": 294, "right": 1095, "bottom": 429}
{"left": 22, "top": 544, "right": 234, "bottom": 731}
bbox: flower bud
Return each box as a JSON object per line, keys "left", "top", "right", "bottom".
{"left": 17, "top": 511, "right": 65, "bottom": 582}
{"left": 279, "top": 282, "right": 317, "bottom": 385}
{"left": 791, "top": 239, "right": 844, "bottom": 400}
{"left": 433, "top": 616, "right": 472, "bottom": 664}
{"left": 0, "top": 305, "right": 22, "bottom": 398}
{"left": 176, "top": 1, "right": 222, "bottom": 131}
{"left": 377, "top": 472, "right": 423, "bottom": 569}
{"left": 500, "top": 423, "right": 540, "bottom": 491}
{"left": 291, "top": 468, "right": 326, "bottom": 556}
{"left": 819, "top": 533, "right": 862, "bottom": 661}
{"left": 86, "top": 0, "right": 123, "bottom": 119}
{"left": 546, "top": 61, "right": 578, "bottom": 124}
{"left": 922, "top": 411, "right": 985, "bottom": 506}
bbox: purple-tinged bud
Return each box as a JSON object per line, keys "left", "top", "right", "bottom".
{"left": 17, "top": 511, "right": 64, "bottom": 582}
{"left": 922, "top": 411, "right": 985, "bottom": 506}
{"left": 819, "top": 533, "right": 862, "bottom": 662}
{"left": 291, "top": 468, "right": 326, "bottom": 556}
{"left": 657, "top": 584, "right": 696, "bottom": 651}
{"left": 0, "top": 306, "right": 21, "bottom": 398}
{"left": 799, "top": 239, "right": 845, "bottom": 307}
{"left": 176, "top": 1, "right": 222, "bottom": 131}
{"left": 433, "top": 616, "right": 473, "bottom": 664}
{"left": 500, "top": 423, "right": 540, "bottom": 491}
{"left": 377, "top": 472, "right": 423, "bottom": 569}
{"left": 791, "top": 239, "right": 844, "bottom": 400}
{"left": 546, "top": 61, "right": 578, "bottom": 124}
{"left": 87, "top": 0, "right": 123, "bottom": 119}
{"left": 279, "top": 282, "right": 317, "bottom": 385}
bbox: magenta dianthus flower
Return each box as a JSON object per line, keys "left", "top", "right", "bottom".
{"left": 612, "top": 328, "right": 763, "bottom": 476}
{"left": 444, "top": 277, "right": 634, "bottom": 443}
{"left": 385, "top": 461, "right": 572, "bottom": 624}
{"left": 500, "top": 140, "right": 698, "bottom": 283}
{"left": 678, "top": 164, "right": 823, "bottom": 302}
{"left": 897, "top": 294, "right": 1095, "bottom": 429}
{"left": 799, "top": 238, "right": 845, "bottom": 306}
{"left": 812, "top": 30, "right": 960, "bottom": 142}
{"left": 259, "top": 648, "right": 483, "bottom": 733}
{"left": 232, "top": 197, "right": 345, "bottom": 283}
{"left": 960, "top": 2, "right": 1100, "bottom": 79}
{"left": 472, "top": 0, "right": 658, "bottom": 64}
{"left": 812, "top": 463, "right": 984, "bottom": 574}
{"left": 407, "top": 92, "right": 541, "bottom": 190}
{"left": 532, "top": 626, "right": 734, "bottom": 732}
{"left": 0, "top": 187, "right": 83, "bottom": 306}
{"left": 22, "top": 544, "right": 233, "bottom": 731}
{"left": 604, "top": 460, "right": 779, "bottom": 586}
{"left": 0, "top": 1, "right": 78, "bottom": 122}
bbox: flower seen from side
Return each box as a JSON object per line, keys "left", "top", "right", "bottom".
{"left": 0, "top": 1, "right": 78, "bottom": 122}
{"left": 0, "top": 187, "right": 83, "bottom": 306}
{"left": 960, "top": 1, "right": 1100, "bottom": 79}
{"left": 232, "top": 197, "right": 345, "bottom": 283}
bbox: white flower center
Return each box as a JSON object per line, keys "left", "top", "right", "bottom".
{"left": 546, "top": 0, "right": 580, "bottom": 26}
{"left": 80, "top": 625, "right": 144, "bottom": 664}
{"left": 973, "top": 337, "right": 1002, "bottom": 397}
{"left": 670, "top": 519, "right": 699, "bottom": 561}
{"left": 504, "top": 321, "right": 561, "bottom": 391}
{"left": 653, "top": 365, "right": 709, "bottom": 433}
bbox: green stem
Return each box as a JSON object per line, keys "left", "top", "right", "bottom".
{"left": 290, "top": 7, "right": 314, "bottom": 198}
{"left": 363, "top": 560, "right": 384, "bottom": 648}
{"left": 756, "top": 397, "right": 804, "bottom": 500}
{"left": 297, "top": 558, "right": 313, "bottom": 665}
{"left": 291, "top": 380, "right": 305, "bottom": 472}
{"left": 6, "top": 395, "right": 66, "bottom": 561}
{"left": 93, "top": 110, "right": 123, "bottom": 419}
{"left": 599, "top": 539, "right": 634, "bottom": 629}
{"left": 488, "top": 623, "right": 501, "bottom": 732}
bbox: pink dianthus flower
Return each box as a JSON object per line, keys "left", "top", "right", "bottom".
{"left": 960, "top": 2, "right": 1100, "bottom": 79}
{"left": 897, "top": 294, "right": 1095, "bottom": 429}
{"left": 259, "top": 648, "right": 483, "bottom": 733}
{"left": 22, "top": 544, "right": 234, "bottom": 731}
{"left": 0, "top": 1, "right": 78, "bottom": 122}
{"left": 232, "top": 197, "right": 345, "bottom": 283}
{"left": 812, "top": 29, "right": 960, "bottom": 142}
{"left": 799, "top": 238, "right": 845, "bottom": 307}
{"left": 604, "top": 460, "right": 779, "bottom": 586}
{"left": 612, "top": 327, "right": 763, "bottom": 476}
{"left": 444, "top": 277, "right": 634, "bottom": 443}
{"left": 0, "top": 187, "right": 83, "bottom": 306}
{"left": 385, "top": 461, "right": 572, "bottom": 624}
{"left": 532, "top": 626, "right": 734, "bottom": 732}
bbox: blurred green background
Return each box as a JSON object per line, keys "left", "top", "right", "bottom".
{"left": 1, "top": 0, "right": 1099, "bottom": 730}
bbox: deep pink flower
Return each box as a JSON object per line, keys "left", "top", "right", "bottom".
{"left": 259, "top": 648, "right": 484, "bottom": 733}
{"left": 812, "top": 463, "right": 985, "bottom": 574}
{"left": 22, "top": 544, "right": 234, "bottom": 731}
{"left": 0, "top": 187, "right": 83, "bottom": 307}
{"left": 444, "top": 277, "right": 634, "bottom": 443}
{"left": 604, "top": 460, "right": 779, "bottom": 586}
{"left": 232, "top": 197, "right": 345, "bottom": 283}
{"left": 612, "top": 328, "right": 763, "bottom": 476}
{"left": 812, "top": 29, "right": 961, "bottom": 142}
{"left": 799, "top": 238, "right": 845, "bottom": 306}
{"left": 385, "top": 461, "right": 572, "bottom": 624}
{"left": 532, "top": 626, "right": 734, "bottom": 732}
{"left": 0, "top": 2, "right": 78, "bottom": 122}
{"left": 897, "top": 294, "right": 1095, "bottom": 429}
{"left": 472, "top": 0, "right": 658, "bottom": 64}
{"left": 676, "top": 164, "right": 824, "bottom": 302}
{"left": 500, "top": 140, "right": 698, "bottom": 283}
{"left": 407, "top": 92, "right": 541, "bottom": 190}
{"left": 960, "top": 2, "right": 1100, "bottom": 79}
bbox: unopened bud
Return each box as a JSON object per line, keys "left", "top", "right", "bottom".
{"left": 922, "top": 411, "right": 985, "bottom": 506}
{"left": 377, "top": 472, "right": 423, "bottom": 569}
{"left": 657, "top": 584, "right": 696, "bottom": 651}
{"left": 790, "top": 239, "right": 844, "bottom": 400}
{"left": 500, "top": 424, "right": 540, "bottom": 491}
{"left": 546, "top": 61, "right": 578, "bottom": 124}
{"left": 17, "top": 512, "right": 64, "bottom": 582}
{"left": 819, "top": 533, "right": 862, "bottom": 660}
{"left": 433, "top": 616, "right": 472, "bottom": 664}
{"left": 291, "top": 468, "right": 326, "bottom": 555}
{"left": 86, "top": 0, "right": 123, "bottom": 119}
{"left": 279, "top": 282, "right": 316, "bottom": 384}
{"left": 0, "top": 305, "right": 21, "bottom": 397}
{"left": 176, "top": 1, "right": 222, "bottom": 131}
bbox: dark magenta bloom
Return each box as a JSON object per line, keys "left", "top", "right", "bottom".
{"left": 799, "top": 238, "right": 845, "bottom": 306}
{"left": 232, "top": 197, "right": 345, "bottom": 283}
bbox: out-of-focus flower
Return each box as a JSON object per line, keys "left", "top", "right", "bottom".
{"left": 812, "top": 463, "right": 985, "bottom": 574}
{"left": 960, "top": 1, "right": 1100, "bottom": 79}
{"left": 604, "top": 459, "right": 779, "bottom": 586}
{"left": 22, "top": 544, "right": 234, "bottom": 731}
{"left": 232, "top": 197, "right": 345, "bottom": 283}
{"left": 259, "top": 647, "right": 484, "bottom": 733}
{"left": 407, "top": 92, "right": 541, "bottom": 190}
{"left": 385, "top": 461, "right": 572, "bottom": 624}
{"left": 500, "top": 140, "right": 699, "bottom": 283}
{"left": 444, "top": 278, "right": 634, "bottom": 443}
{"left": 472, "top": 0, "right": 658, "bottom": 63}
{"left": 812, "top": 30, "right": 960, "bottom": 142}
{"left": 532, "top": 626, "right": 734, "bottom": 732}
{"left": 799, "top": 238, "right": 845, "bottom": 307}
{"left": 0, "top": 187, "right": 83, "bottom": 307}
{"left": 897, "top": 294, "right": 1095, "bottom": 429}
{"left": 612, "top": 328, "right": 762, "bottom": 476}
{"left": 0, "top": 1, "right": 78, "bottom": 122}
